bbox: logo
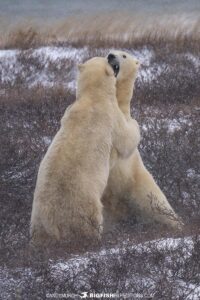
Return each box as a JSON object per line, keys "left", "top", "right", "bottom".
{"left": 80, "top": 292, "right": 88, "bottom": 298}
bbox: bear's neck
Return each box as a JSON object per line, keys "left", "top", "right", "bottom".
{"left": 116, "top": 78, "right": 134, "bottom": 118}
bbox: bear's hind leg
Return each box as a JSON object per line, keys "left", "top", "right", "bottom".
{"left": 129, "top": 151, "right": 183, "bottom": 230}
{"left": 30, "top": 222, "right": 52, "bottom": 247}
{"left": 65, "top": 196, "right": 103, "bottom": 245}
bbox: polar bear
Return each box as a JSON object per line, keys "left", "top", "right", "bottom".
{"left": 103, "top": 50, "right": 183, "bottom": 230}
{"left": 30, "top": 57, "right": 140, "bottom": 246}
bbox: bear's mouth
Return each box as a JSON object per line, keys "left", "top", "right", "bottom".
{"left": 107, "top": 54, "right": 120, "bottom": 77}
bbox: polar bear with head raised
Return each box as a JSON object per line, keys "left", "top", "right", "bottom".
{"left": 103, "top": 50, "right": 183, "bottom": 230}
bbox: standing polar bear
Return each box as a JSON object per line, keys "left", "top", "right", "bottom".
{"left": 30, "top": 57, "right": 140, "bottom": 245}
{"left": 103, "top": 50, "right": 183, "bottom": 230}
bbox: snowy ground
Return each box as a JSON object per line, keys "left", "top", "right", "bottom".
{"left": 0, "top": 236, "right": 199, "bottom": 299}
{"left": 0, "top": 46, "right": 200, "bottom": 90}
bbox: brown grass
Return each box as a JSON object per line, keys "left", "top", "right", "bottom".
{"left": 1, "top": 12, "right": 200, "bottom": 50}
{"left": 4, "top": 28, "right": 42, "bottom": 50}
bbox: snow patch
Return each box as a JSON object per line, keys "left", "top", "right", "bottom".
{"left": 185, "top": 53, "right": 200, "bottom": 69}
{"left": 33, "top": 46, "right": 88, "bottom": 63}
{"left": 51, "top": 236, "right": 196, "bottom": 273}
{"left": 0, "top": 49, "right": 19, "bottom": 59}
{"left": 132, "top": 47, "right": 154, "bottom": 67}
{"left": 0, "top": 47, "right": 88, "bottom": 89}
{"left": 0, "top": 46, "right": 199, "bottom": 90}
{"left": 42, "top": 136, "right": 52, "bottom": 146}
{"left": 141, "top": 116, "right": 192, "bottom": 133}
{"left": 1, "top": 236, "right": 199, "bottom": 298}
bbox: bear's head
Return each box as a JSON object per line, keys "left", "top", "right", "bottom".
{"left": 76, "top": 57, "right": 118, "bottom": 99}
{"left": 107, "top": 50, "right": 140, "bottom": 82}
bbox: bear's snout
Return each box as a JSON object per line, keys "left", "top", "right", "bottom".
{"left": 107, "top": 53, "right": 116, "bottom": 62}
{"left": 107, "top": 53, "right": 120, "bottom": 77}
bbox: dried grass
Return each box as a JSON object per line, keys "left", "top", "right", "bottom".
{"left": 1, "top": 12, "right": 200, "bottom": 50}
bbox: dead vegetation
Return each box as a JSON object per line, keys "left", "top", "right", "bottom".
{"left": 1, "top": 12, "right": 200, "bottom": 50}
{"left": 4, "top": 28, "right": 42, "bottom": 50}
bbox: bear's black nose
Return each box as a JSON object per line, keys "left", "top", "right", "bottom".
{"left": 108, "top": 53, "right": 116, "bottom": 62}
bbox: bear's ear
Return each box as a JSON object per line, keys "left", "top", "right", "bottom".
{"left": 78, "top": 64, "right": 85, "bottom": 72}
{"left": 105, "top": 65, "right": 114, "bottom": 76}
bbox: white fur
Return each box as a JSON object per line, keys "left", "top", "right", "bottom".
{"left": 103, "top": 51, "right": 183, "bottom": 230}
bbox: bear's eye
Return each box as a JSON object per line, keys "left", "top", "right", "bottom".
{"left": 122, "top": 55, "right": 126, "bottom": 59}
